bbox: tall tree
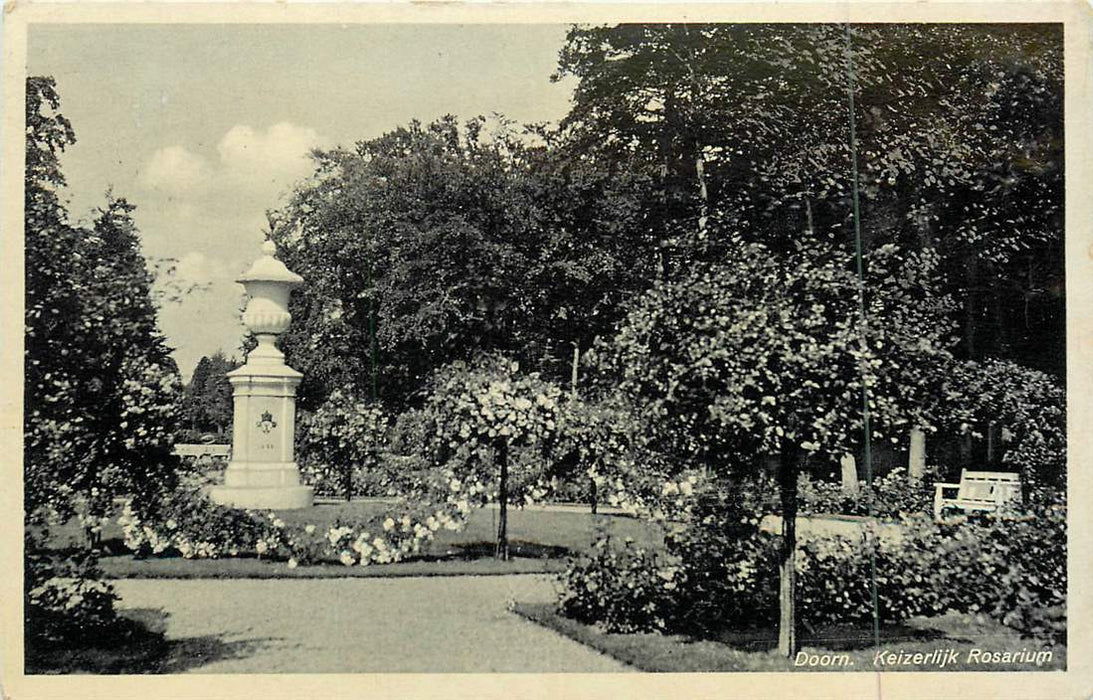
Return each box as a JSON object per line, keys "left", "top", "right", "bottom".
{"left": 183, "top": 356, "right": 214, "bottom": 432}
{"left": 24, "top": 76, "right": 86, "bottom": 522}
{"left": 24, "top": 76, "right": 182, "bottom": 524}
{"left": 270, "top": 116, "right": 651, "bottom": 409}
{"left": 555, "top": 24, "right": 1063, "bottom": 374}
{"left": 598, "top": 226, "right": 956, "bottom": 656}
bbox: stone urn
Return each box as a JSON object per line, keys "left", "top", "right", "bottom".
{"left": 209, "top": 239, "right": 314, "bottom": 510}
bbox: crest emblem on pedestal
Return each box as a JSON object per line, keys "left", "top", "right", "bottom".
{"left": 257, "top": 410, "right": 277, "bottom": 434}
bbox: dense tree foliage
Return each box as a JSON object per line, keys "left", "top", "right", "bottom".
{"left": 588, "top": 224, "right": 956, "bottom": 652}
{"left": 388, "top": 354, "right": 565, "bottom": 559}
{"left": 299, "top": 390, "right": 388, "bottom": 501}
{"left": 269, "top": 116, "right": 654, "bottom": 409}
{"left": 554, "top": 23, "right": 1063, "bottom": 374}
{"left": 24, "top": 77, "right": 182, "bottom": 524}
{"left": 24, "top": 76, "right": 185, "bottom": 653}
{"left": 269, "top": 25, "right": 1062, "bottom": 428}
{"left": 596, "top": 232, "right": 956, "bottom": 473}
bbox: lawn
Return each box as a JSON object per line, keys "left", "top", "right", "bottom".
{"left": 512, "top": 603, "right": 1067, "bottom": 673}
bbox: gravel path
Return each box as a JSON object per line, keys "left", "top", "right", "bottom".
{"left": 113, "top": 575, "right": 632, "bottom": 673}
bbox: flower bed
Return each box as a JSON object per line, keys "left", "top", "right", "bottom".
{"left": 557, "top": 485, "right": 1066, "bottom": 646}
{"left": 116, "top": 484, "right": 472, "bottom": 568}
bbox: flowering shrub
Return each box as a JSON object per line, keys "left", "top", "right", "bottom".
{"left": 116, "top": 476, "right": 474, "bottom": 567}
{"left": 877, "top": 490, "right": 1067, "bottom": 643}
{"left": 660, "top": 482, "right": 780, "bottom": 634}
{"left": 420, "top": 355, "right": 562, "bottom": 459}
{"left": 592, "top": 234, "right": 955, "bottom": 483}
{"left": 558, "top": 485, "right": 1066, "bottom": 644}
{"left": 405, "top": 354, "right": 565, "bottom": 556}
{"left": 797, "top": 467, "right": 934, "bottom": 518}
{"left": 559, "top": 532, "right": 678, "bottom": 633}
{"left": 119, "top": 485, "right": 290, "bottom": 559}
{"left": 25, "top": 531, "right": 119, "bottom": 647}
{"left": 299, "top": 390, "right": 390, "bottom": 499}
{"left": 317, "top": 500, "right": 467, "bottom": 567}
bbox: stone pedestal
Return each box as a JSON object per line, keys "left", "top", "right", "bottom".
{"left": 209, "top": 239, "right": 314, "bottom": 510}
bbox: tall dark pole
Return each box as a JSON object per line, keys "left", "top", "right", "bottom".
{"left": 368, "top": 255, "right": 377, "bottom": 401}
{"left": 844, "top": 22, "right": 881, "bottom": 651}
{"left": 777, "top": 443, "right": 799, "bottom": 657}
{"left": 495, "top": 441, "right": 509, "bottom": 561}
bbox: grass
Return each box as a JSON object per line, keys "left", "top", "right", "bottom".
{"left": 513, "top": 603, "right": 1066, "bottom": 672}
{"left": 57, "top": 503, "right": 663, "bottom": 579}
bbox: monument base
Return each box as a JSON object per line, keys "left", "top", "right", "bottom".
{"left": 208, "top": 484, "right": 314, "bottom": 510}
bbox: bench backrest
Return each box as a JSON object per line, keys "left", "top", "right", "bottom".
{"left": 958, "top": 469, "right": 1021, "bottom": 504}
{"left": 174, "top": 443, "right": 231, "bottom": 458}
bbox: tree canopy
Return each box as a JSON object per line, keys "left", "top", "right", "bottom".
{"left": 24, "top": 76, "right": 182, "bottom": 523}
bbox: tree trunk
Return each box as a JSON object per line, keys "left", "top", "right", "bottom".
{"left": 571, "top": 342, "right": 580, "bottom": 397}
{"left": 495, "top": 441, "right": 509, "bottom": 561}
{"left": 908, "top": 427, "right": 926, "bottom": 481}
{"left": 959, "top": 432, "right": 973, "bottom": 465}
{"left": 368, "top": 259, "right": 378, "bottom": 401}
{"left": 656, "top": 87, "right": 677, "bottom": 282}
{"left": 986, "top": 422, "right": 997, "bottom": 467}
{"left": 778, "top": 444, "right": 800, "bottom": 657}
{"left": 840, "top": 453, "right": 859, "bottom": 494}
{"left": 344, "top": 463, "right": 353, "bottom": 503}
{"left": 696, "top": 154, "right": 709, "bottom": 237}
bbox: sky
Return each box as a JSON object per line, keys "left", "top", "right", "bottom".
{"left": 27, "top": 23, "right": 576, "bottom": 380}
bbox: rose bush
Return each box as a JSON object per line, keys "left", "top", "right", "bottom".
{"left": 797, "top": 467, "right": 934, "bottom": 518}
{"left": 298, "top": 390, "right": 390, "bottom": 499}
{"left": 116, "top": 481, "right": 472, "bottom": 567}
{"left": 25, "top": 530, "right": 120, "bottom": 648}
{"left": 557, "top": 484, "right": 1066, "bottom": 644}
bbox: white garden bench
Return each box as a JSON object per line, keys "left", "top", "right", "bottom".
{"left": 933, "top": 469, "right": 1021, "bottom": 520}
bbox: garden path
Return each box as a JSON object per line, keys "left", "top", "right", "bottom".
{"left": 113, "top": 574, "right": 632, "bottom": 673}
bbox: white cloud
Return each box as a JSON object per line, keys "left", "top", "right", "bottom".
{"left": 216, "top": 122, "right": 326, "bottom": 190}
{"left": 137, "top": 145, "right": 210, "bottom": 194}
{"left": 138, "top": 122, "right": 326, "bottom": 202}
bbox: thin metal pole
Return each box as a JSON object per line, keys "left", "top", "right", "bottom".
{"left": 843, "top": 22, "right": 881, "bottom": 651}
{"left": 368, "top": 255, "right": 377, "bottom": 401}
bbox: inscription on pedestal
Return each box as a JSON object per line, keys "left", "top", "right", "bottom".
{"left": 256, "top": 410, "right": 277, "bottom": 452}
{"left": 247, "top": 402, "right": 281, "bottom": 457}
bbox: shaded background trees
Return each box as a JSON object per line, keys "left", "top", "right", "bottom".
{"left": 269, "top": 25, "right": 1062, "bottom": 416}
{"left": 181, "top": 351, "right": 239, "bottom": 441}
{"left": 270, "top": 115, "right": 655, "bottom": 410}
{"left": 553, "top": 23, "right": 1063, "bottom": 376}
{"left": 264, "top": 25, "right": 1062, "bottom": 492}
